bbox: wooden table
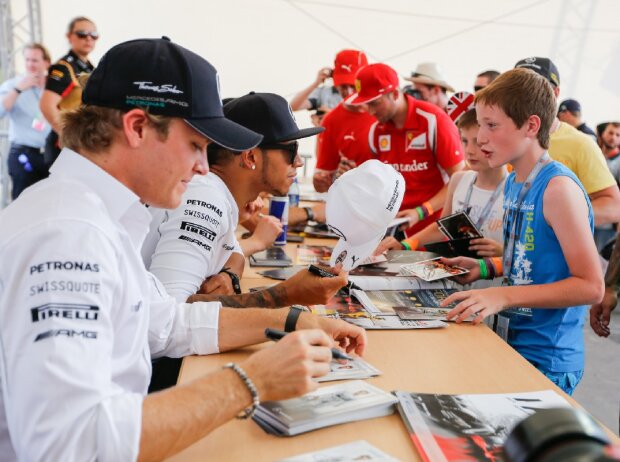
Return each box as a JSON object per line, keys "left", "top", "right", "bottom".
{"left": 167, "top": 239, "right": 617, "bottom": 461}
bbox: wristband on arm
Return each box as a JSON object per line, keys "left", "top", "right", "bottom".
{"left": 219, "top": 267, "right": 242, "bottom": 294}
{"left": 284, "top": 305, "right": 306, "bottom": 332}
{"left": 400, "top": 237, "right": 419, "bottom": 251}
{"left": 224, "top": 363, "right": 260, "bottom": 419}
{"left": 478, "top": 259, "right": 489, "bottom": 279}
{"left": 303, "top": 206, "right": 314, "bottom": 222}
{"left": 489, "top": 257, "right": 503, "bottom": 277}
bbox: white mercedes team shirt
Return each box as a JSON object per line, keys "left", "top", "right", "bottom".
{"left": 0, "top": 149, "right": 222, "bottom": 461}
{"left": 142, "top": 173, "right": 243, "bottom": 303}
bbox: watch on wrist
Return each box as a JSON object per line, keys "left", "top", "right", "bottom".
{"left": 14, "top": 87, "right": 22, "bottom": 94}
{"left": 303, "top": 206, "right": 315, "bottom": 222}
{"left": 285, "top": 305, "right": 306, "bottom": 332}
{"left": 219, "top": 267, "right": 242, "bottom": 294}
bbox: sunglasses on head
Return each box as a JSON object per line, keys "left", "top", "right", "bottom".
{"left": 74, "top": 30, "right": 99, "bottom": 40}
{"left": 260, "top": 141, "right": 299, "bottom": 164}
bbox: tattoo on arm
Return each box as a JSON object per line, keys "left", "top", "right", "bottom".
{"left": 188, "top": 284, "right": 289, "bottom": 308}
{"left": 604, "top": 233, "right": 620, "bottom": 293}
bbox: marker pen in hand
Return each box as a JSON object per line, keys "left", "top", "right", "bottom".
{"left": 307, "top": 264, "right": 363, "bottom": 292}
{"left": 264, "top": 328, "right": 353, "bottom": 361}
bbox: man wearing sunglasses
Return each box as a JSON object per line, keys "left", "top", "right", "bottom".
{"left": 40, "top": 16, "right": 98, "bottom": 168}
{"left": 143, "top": 92, "right": 339, "bottom": 304}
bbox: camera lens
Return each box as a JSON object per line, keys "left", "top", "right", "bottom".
{"left": 504, "top": 408, "right": 611, "bottom": 462}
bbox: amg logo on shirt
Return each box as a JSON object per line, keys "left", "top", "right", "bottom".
{"left": 31, "top": 303, "right": 99, "bottom": 322}
{"left": 180, "top": 221, "right": 216, "bottom": 241}
{"left": 179, "top": 235, "right": 212, "bottom": 252}
{"left": 30, "top": 261, "right": 100, "bottom": 275}
{"left": 34, "top": 329, "right": 98, "bottom": 342}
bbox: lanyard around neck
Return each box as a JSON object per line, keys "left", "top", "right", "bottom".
{"left": 462, "top": 173, "right": 506, "bottom": 229}
{"left": 502, "top": 152, "right": 551, "bottom": 284}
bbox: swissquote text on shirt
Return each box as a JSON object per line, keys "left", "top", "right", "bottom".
{"left": 499, "top": 160, "right": 591, "bottom": 373}
{"left": 369, "top": 95, "right": 464, "bottom": 233}
{"left": 143, "top": 172, "right": 244, "bottom": 303}
{"left": 0, "top": 149, "right": 221, "bottom": 461}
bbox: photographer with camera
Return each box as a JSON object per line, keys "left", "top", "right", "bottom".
{"left": 290, "top": 51, "right": 357, "bottom": 126}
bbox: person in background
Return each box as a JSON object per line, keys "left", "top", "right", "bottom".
{"left": 374, "top": 108, "right": 505, "bottom": 259}
{"left": 590, "top": 231, "right": 620, "bottom": 338}
{"left": 514, "top": 57, "right": 620, "bottom": 230}
{"left": 40, "top": 16, "right": 97, "bottom": 167}
{"left": 557, "top": 98, "right": 597, "bottom": 141}
{"left": 289, "top": 51, "right": 353, "bottom": 126}
{"left": 404, "top": 62, "right": 455, "bottom": 111}
{"left": 0, "top": 43, "right": 51, "bottom": 199}
{"left": 347, "top": 63, "right": 465, "bottom": 237}
{"left": 473, "top": 70, "right": 500, "bottom": 93}
{"left": 313, "top": 49, "right": 374, "bottom": 192}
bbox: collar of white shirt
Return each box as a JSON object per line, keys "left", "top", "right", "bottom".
{"left": 50, "top": 148, "right": 151, "bottom": 247}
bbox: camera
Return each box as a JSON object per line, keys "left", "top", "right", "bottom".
{"left": 504, "top": 408, "right": 619, "bottom": 462}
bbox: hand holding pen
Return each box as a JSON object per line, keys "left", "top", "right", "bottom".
{"left": 308, "top": 264, "right": 362, "bottom": 293}
{"left": 265, "top": 328, "right": 353, "bottom": 361}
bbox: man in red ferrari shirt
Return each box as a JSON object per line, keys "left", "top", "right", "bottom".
{"left": 313, "top": 49, "right": 376, "bottom": 192}
{"left": 346, "top": 63, "right": 465, "bottom": 235}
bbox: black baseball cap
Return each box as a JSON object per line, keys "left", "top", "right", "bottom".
{"left": 82, "top": 37, "right": 263, "bottom": 151}
{"left": 558, "top": 98, "right": 581, "bottom": 114}
{"left": 514, "top": 57, "right": 560, "bottom": 87}
{"left": 222, "top": 92, "right": 324, "bottom": 146}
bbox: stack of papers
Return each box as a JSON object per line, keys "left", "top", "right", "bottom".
{"left": 317, "top": 358, "right": 381, "bottom": 383}
{"left": 253, "top": 380, "right": 398, "bottom": 436}
{"left": 279, "top": 440, "right": 399, "bottom": 462}
{"left": 353, "top": 288, "right": 467, "bottom": 322}
{"left": 399, "top": 258, "right": 469, "bottom": 281}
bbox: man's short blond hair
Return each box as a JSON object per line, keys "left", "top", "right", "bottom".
{"left": 61, "top": 106, "right": 172, "bottom": 154}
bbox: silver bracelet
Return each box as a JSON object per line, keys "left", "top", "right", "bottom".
{"left": 224, "top": 362, "right": 260, "bottom": 419}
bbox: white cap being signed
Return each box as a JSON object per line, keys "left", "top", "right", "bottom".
{"left": 326, "top": 159, "right": 405, "bottom": 270}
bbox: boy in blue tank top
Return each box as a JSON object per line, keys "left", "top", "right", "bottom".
{"left": 440, "top": 68, "right": 604, "bottom": 395}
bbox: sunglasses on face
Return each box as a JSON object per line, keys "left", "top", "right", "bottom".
{"left": 74, "top": 30, "right": 99, "bottom": 40}
{"left": 473, "top": 85, "right": 485, "bottom": 92}
{"left": 260, "top": 141, "right": 299, "bottom": 164}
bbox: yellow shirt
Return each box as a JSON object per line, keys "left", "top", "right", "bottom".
{"left": 549, "top": 121, "right": 616, "bottom": 194}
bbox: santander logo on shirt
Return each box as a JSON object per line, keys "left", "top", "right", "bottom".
{"left": 389, "top": 160, "right": 429, "bottom": 172}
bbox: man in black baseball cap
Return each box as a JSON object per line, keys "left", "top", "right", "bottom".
{"left": 557, "top": 98, "right": 597, "bottom": 141}
{"left": 0, "top": 38, "right": 367, "bottom": 460}
{"left": 513, "top": 56, "right": 620, "bottom": 231}
{"left": 144, "top": 91, "right": 329, "bottom": 300}
{"left": 514, "top": 56, "right": 560, "bottom": 87}
{"left": 83, "top": 36, "right": 262, "bottom": 151}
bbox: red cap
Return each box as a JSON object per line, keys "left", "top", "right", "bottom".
{"left": 332, "top": 49, "right": 368, "bottom": 87}
{"left": 345, "top": 63, "right": 399, "bottom": 105}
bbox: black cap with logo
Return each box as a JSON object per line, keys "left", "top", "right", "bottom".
{"left": 514, "top": 57, "right": 560, "bottom": 88}
{"left": 82, "top": 37, "right": 263, "bottom": 151}
{"left": 222, "top": 92, "right": 324, "bottom": 146}
{"left": 558, "top": 98, "right": 581, "bottom": 114}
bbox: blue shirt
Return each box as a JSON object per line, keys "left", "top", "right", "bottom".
{"left": 0, "top": 75, "right": 50, "bottom": 148}
{"left": 501, "top": 160, "right": 592, "bottom": 372}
